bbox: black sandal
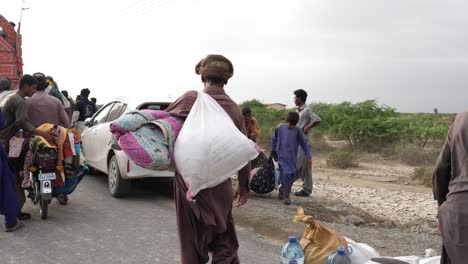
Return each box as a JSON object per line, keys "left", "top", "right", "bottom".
{"left": 17, "top": 212, "right": 31, "bottom": 221}
{"left": 5, "top": 221, "right": 25, "bottom": 232}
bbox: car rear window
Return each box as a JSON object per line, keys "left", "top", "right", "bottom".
{"left": 138, "top": 103, "right": 170, "bottom": 111}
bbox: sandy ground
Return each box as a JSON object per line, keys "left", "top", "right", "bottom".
{"left": 233, "top": 153, "right": 442, "bottom": 257}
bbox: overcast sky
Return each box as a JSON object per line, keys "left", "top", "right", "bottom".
{"left": 2, "top": 0, "right": 467, "bottom": 113}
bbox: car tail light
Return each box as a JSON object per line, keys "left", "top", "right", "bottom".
{"left": 127, "top": 160, "right": 130, "bottom": 174}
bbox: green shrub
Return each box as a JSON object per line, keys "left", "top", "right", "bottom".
{"left": 311, "top": 101, "right": 450, "bottom": 152}
{"left": 326, "top": 150, "right": 359, "bottom": 169}
{"left": 240, "top": 99, "right": 450, "bottom": 156}
{"left": 413, "top": 167, "right": 433, "bottom": 187}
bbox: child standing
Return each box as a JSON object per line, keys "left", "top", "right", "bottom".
{"left": 271, "top": 112, "right": 311, "bottom": 205}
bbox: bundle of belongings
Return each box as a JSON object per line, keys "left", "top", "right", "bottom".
{"left": 294, "top": 206, "right": 349, "bottom": 264}
{"left": 249, "top": 152, "right": 282, "bottom": 195}
{"left": 9, "top": 124, "right": 84, "bottom": 197}
{"left": 173, "top": 91, "right": 260, "bottom": 200}
{"left": 294, "top": 207, "right": 441, "bottom": 264}
{"left": 110, "top": 110, "right": 184, "bottom": 171}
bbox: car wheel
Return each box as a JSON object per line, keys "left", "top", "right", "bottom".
{"left": 108, "top": 156, "right": 130, "bottom": 198}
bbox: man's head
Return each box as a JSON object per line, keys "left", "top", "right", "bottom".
{"left": 80, "top": 88, "right": 90, "bottom": 98}
{"left": 195, "top": 54, "right": 234, "bottom": 85}
{"left": 33, "top": 72, "right": 48, "bottom": 91}
{"left": 0, "top": 78, "right": 11, "bottom": 92}
{"left": 9, "top": 22, "right": 16, "bottom": 29}
{"left": 76, "top": 95, "right": 82, "bottom": 102}
{"left": 242, "top": 107, "right": 253, "bottom": 119}
{"left": 286, "top": 111, "right": 300, "bottom": 127}
{"left": 61, "top": 90, "right": 69, "bottom": 98}
{"left": 19, "top": 74, "right": 37, "bottom": 97}
{"left": 294, "top": 89, "right": 308, "bottom": 107}
{"left": 91, "top": 97, "right": 96, "bottom": 104}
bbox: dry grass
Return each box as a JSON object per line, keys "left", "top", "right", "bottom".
{"left": 326, "top": 150, "right": 359, "bottom": 169}
{"left": 412, "top": 167, "right": 433, "bottom": 187}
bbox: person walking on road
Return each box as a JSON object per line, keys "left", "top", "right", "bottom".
{"left": 165, "top": 54, "right": 250, "bottom": 264}
{"left": 0, "top": 75, "right": 54, "bottom": 221}
{"left": 0, "top": 108, "right": 24, "bottom": 232}
{"left": 433, "top": 111, "right": 468, "bottom": 264}
{"left": 293, "top": 89, "right": 321, "bottom": 197}
{"left": 73, "top": 88, "right": 96, "bottom": 134}
{"left": 271, "top": 112, "right": 312, "bottom": 205}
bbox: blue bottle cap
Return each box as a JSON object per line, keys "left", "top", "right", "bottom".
{"left": 337, "top": 246, "right": 346, "bottom": 256}
{"left": 288, "top": 236, "right": 297, "bottom": 243}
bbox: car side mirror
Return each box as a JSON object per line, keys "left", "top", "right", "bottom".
{"left": 84, "top": 118, "right": 93, "bottom": 127}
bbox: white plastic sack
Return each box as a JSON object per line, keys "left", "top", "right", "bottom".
{"left": 419, "top": 256, "right": 441, "bottom": 264}
{"left": 174, "top": 92, "right": 260, "bottom": 200}
{"left": 273, "top": 160, "right": 280, "bottom": 190}
{"left": 364, "top": 256, "right": 420, "bottom": 264}
{"left": 345, "top": 237, "right": 380, "bottom": 264}
{"left": 394, "top": 256, "right": 421, "bottom": 264}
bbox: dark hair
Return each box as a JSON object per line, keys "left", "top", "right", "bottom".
{"left": 76, "top": 95, "right": 82, "bottom": 102}
{"left": 9, "top": 22, "right": 16, "bottom": 28}
{"left": 33, "top": 72, "right": 45, "bottom": 79}
{"left": 91, "top": 97, "right": 96, "bottom": 103}
{"left": 0, "top": 78, "right": 11, "bottom": 92}
{"left": 294, "top": 89, "right": 308, "bottom": 103}
{"left": 286, "top": 112, "right": 300, "bottom": 126}
{"left": 34, "top": 75, "right": 48, "bottom": 91}
{"left": 19, "top": 74, "right": 37, "bottom": 89}
{"left": 46, "top": 76, "right": 54, "bottom": 82}
{"left": 242, "top": 107, "right": 252, "bottom": 116}
{"left": 61, "top": 90, "right": 69, "bottom": 98}
{"left": 80, "top": 88, "right": 90, "bottom": 98}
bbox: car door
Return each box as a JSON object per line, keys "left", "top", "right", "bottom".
{"left": 81, "top": 102, "right": 115, "bottom": 171}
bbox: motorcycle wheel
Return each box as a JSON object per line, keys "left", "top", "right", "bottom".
{"left": 40, "top": 197, "right": 48, "bottom": 220}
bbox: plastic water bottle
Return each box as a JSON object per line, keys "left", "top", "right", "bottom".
{"left": 326, "top": 246, "right": 353, "bottom": 264}
{"left": 280, "top": 236, "right": 304, "bottom": 264}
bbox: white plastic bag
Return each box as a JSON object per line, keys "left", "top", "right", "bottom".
{"left": 419, "top": 256, "right": 441, "bottom": 264}
{"left": 174, "top": 92, "right": 260, "bottom": 200}
{"left": 364, "top": 256, "right": 420, "bottom": 264}
{"left": 345, "top": 237, "right": 380, "bottom": 264}
{"left": 394, "top": 256, "right": 421, "bottom": 264}
{"left": 273, "top": 160, "right": 280, "bottom": 190}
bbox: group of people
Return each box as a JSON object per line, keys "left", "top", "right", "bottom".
{"left": 242, "top": 89, "right": 321, "bottom": 205}
{"left": 2, "top": 55, "right": 462, "bottom": 264}
{"left": 0, "top": 74, "right": 97, "bottom": 232}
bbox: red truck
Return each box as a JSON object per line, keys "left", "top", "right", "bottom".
{"left": 0, "top": 14, "right": 23, "bottom": 90}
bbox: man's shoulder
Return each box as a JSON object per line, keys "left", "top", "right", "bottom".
{"left": 43, "top": 93, "right": 64, "bottom": 106}
{"left": 303, "top": 105, "right": 313, "bottom": 113}
{"left": 5, "top": 93, "right": 23, "bottom": 106}
{"left": 276, "top": 123, "right": 287, "bottom": 130}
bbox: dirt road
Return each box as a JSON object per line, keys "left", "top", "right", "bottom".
{"left": 234, "top": 154, "right": 442, "bottom": 257}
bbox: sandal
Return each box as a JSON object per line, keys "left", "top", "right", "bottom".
{"left": 17, "top": 212, "right": 31, "bottom": 221}
{"left": 57, "top": 194, "right": 69, "bottom": 205}
{"left": 5, "top": 221, "right": 25, "bottom": 232}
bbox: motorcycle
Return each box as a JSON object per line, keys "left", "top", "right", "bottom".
{"left": 28, "top": 148, "right": 60, "bottom": 220}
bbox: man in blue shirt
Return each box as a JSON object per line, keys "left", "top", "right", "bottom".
{"left": 271, "top": 112, "right": 312, "bottom": 205}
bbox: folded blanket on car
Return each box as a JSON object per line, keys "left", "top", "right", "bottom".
{"left": 110, "top": 110, "right": 183, "bottom": 171}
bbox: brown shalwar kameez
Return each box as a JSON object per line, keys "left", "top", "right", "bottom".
{"left": 166, "top": 85, "right": 250, "bottom": 264}
{"left": 433, "top": 112, "right": 468, "bottom": 264}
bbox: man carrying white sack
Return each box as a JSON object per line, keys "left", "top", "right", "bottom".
{"left": 165, "top": 54, "right": 251, "bottom": 264}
